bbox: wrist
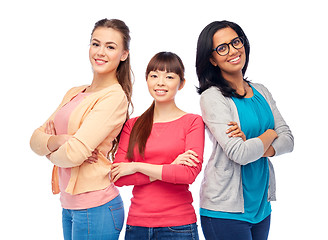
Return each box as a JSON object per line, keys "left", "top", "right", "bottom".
{"left": 132, "top": 162, "right": 140, "bottom": 174}
{"left": 47, "top": 135, "right": 59, "bottom": 152}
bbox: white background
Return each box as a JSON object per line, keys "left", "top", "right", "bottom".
{"left": 1, "top": 0, "right": 327, "bottom": 239}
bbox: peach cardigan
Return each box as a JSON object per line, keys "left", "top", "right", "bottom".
{"left": 30, "top": 83, "right": 128, "bottom": 195}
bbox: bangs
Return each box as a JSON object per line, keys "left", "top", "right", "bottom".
{"left": 146, "top": 52, "right": 184, "bottom": 80}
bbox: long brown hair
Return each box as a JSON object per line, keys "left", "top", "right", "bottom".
{"left": 92, "top": 18, "right": 133, "bottom": 160}
{"left": 126, "top": 52, "right": 185, "bottom": 159}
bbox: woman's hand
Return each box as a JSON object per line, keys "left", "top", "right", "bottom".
{"left": 45, "top": 120, "right": 71, "bottom": 152}
{"left": 226, "top": 121, "right": 246, "bottom": 141}
{"left": 171, "top": 150, "right": 199, "bottom": 167}
{"left": 45, "top": 120, "right": 56, "bottom": 135}
{"left": 111, "top": 162, "right": 137, "bottom": 183}
{"left": 84, "top": 149, "right": 99, "bottom": 164}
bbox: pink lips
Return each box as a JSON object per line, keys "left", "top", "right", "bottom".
{"left": 94, "top": 58, "right": 107, "bottom": 65}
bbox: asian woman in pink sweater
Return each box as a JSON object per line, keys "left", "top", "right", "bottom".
{"left": 111, "top": 52, "right": 205, "bottom": 240}
{"left": 30, "top": 19, "right": 132, "bottom": 240}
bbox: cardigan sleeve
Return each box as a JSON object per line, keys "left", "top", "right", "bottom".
{"left": 49, "top": 89, "right": 128, "bottom": 168}
{"left": 30, "top": 86, "right": 85, "bottom": 156}
{"left": 255, "top": 83, "right": 294, "bottom": 156}
{"left": 161, "top": 115, "right": 205, "bottom": 184}
{"left": 113, "top": 119, "right": 152, "bottom": 187}
{"left": 200, "top": 87, "right": 265, "bottom": 165}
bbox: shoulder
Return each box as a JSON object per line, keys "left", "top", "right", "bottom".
{"left": 250, "top": 82, "right": 270, "bottom": 95}
{"left": 65, "top": 85, "right": 88, "bottom": 96}
{"left": 250, "top": 82, "right": 274, "bottom": 101}
{"left": 93, "top": 84, "right": 128, "bottom": 107}
{"left": 200, "top": 86, "right": 232, "bottom": 110}
{"left": 124, "top": 117, "right": 139, "bottom": 129}
{"left": 182, "top": 113, "right": 203, "bottom": 122}
{"left": 101, "top": 84, "right": 126, "bottom": 98}
{"left": 200, "top": 86, "right": 222, "bottom": 98}
{"left": 180, "top": 114, "right": 204, "bottom": 129}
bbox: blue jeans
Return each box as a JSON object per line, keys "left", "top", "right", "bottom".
{"left": 124, "top": 223, "right": 199, "bottom": 240}
{"left": 201, "top": 215, "right": 270, "bottom": 240}
{"left": 62, "top": 195, "right": 124, "bottom": 240}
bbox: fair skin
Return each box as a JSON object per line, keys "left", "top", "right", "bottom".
{"left": 211, "top": 27, "right": 277, "bottom": 157}
{"left": 46, "top": 27, "right": 128, "bottom": 158}
{"left": 111, "top": 70, "right": 199, "bottom": 183}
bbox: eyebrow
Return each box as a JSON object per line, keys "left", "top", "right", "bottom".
{"left": 218, "top": 36, "right": 239, "bottom": 45}
{"left": 91, "top": 38, "right": 118, "bottom": 46}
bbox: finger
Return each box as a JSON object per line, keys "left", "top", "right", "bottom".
{"left": 228, "top": 129, "right": 241, "bottom": 137}
{"left": 181, "top": 161, "right": 194, "bottom": 167}
{"left": 112, "top": 174, "right": 120, "bottom": 183}
{"left": 48, "top": 120, "right": 56, "bottom": 135}
{"left": 186, "top": 159, "right": 197, "bottom": 167}
{"left": 45, "top": 122, "right": 50, "bottom": 134}
{"left": 226, "top": 125, "right": 238, "bottom": 134}
{"left": 88, "top": 157, "right": 98, "bottom": 163}
{"left": 186, "top": 159, "right": 198, "bottom": 167}
{"left": 186, "top": 150, "right": 198, "bottom": 157}
{"left": 112, "top": 163, "right": 119, "bottom": 168}
{"left": 227, "top": 121, "right": 237, "bottom": 126}
{"left": 111, "top": 171, "right": 121, "bottom": 182}
{"left": 187, "top": 154, "right": 199, "bottom": 163}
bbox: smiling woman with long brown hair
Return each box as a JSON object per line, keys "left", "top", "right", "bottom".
{"left": 30, "top": 18, "right": 132, "bottom": 240}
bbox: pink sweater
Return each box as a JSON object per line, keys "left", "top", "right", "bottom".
{"left": 114, "top": 114, "right": 205, "bottom": 227}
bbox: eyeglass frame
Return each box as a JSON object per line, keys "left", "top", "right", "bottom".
{"left": 212, "top": 36, "right": 245, "bottom": 56}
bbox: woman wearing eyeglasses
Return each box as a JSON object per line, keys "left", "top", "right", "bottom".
{"left": 196, "top": 21, "right": 294, "bottom": 240}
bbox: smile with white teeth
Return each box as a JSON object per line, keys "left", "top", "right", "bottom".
{"left": 95, "top": 59, "right": 107, "bottom": 64}
{"left": 228, "top": 56, "right": 240, "bottom": 62}
{"left": 155, "top": 89, "right": 168, "bottom": 93}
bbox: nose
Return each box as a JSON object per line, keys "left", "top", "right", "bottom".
{"left": 97, "top": 46, "right": 105, "bottom": 56}
{"left": 156, "top": 76, "right": 165, "bottom": 86}
{"left": 228, "top": 43, "right": 238, "bottom": 55}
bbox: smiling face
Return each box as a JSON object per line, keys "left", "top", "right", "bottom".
{"left": 147, "top": 70, "right": 185, "bottom": 104}
{"left": 89, "top": 27, "right": 129, "bottom": 76}
{"left": 210, "top": 27, "right": 246, "bottom": 79}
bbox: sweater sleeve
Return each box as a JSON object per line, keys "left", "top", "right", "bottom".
{"left": 200, "top": 87, "right": 265, "bottom": 165}
{"left": 113, "top": 119, "right": 152, "bottom": 187}
{"left": 30, "top": 86, "right": 84, "bottom": 156}
{"left": 49, "top": 89, "right": 128, "bottom": 168}
{"left": 161, "top": 115, "right": 205, "bottom": 184}
{"left": 255, "top": 84, "right": 294, "bottom": 156}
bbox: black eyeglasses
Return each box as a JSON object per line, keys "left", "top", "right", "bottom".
{"left": 213, "top": 37, "right": 245, "bottom": 56}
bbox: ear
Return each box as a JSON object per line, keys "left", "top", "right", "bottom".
{"left": 178, "top": 79, "right": 186, "bottom": 90}
{"left": 209, "top": 57, "right": 218, "bottom": 67}
{"left": 120, "top": 50, "right": 129, "bottom": 62}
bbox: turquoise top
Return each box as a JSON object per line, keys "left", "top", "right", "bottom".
{"left": 200, "top": 84, "right": 274, "bottom": 223}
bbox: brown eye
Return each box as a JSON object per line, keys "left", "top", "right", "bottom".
{"left": 217, "top": 44, "right": 228, "bottom": 54}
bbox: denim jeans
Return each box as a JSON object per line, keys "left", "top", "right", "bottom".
{"left": 201, "top": 215, "right": 270, "bottom": 240}
{"left": 62, "top": 195, "right": 124, "bottom": 240}
{"left": 124, "top": 223, "right": 199, "bottom": 240}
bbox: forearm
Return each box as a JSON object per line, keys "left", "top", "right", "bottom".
{"left": 258, "top": 129, "right": 278, "bottom": 154}
{"left": 111, "top": 162, "right": 162, "bottom": 185}
{"left": 114, "top": 172, "right": 152, "bottom": 186}
{"left": 135, "top": 162, "right": 163, "bottom": 181}
{"left": 263, "top": 145, "right": 276, "bottom": 157}
{"left": 47, "top": 135, "right": 71, "bottom": 152}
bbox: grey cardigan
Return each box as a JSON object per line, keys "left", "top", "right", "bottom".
{"left": 199, "top": 83, "right": 294, "bottom": 213}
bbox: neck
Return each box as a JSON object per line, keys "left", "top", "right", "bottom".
{"left": 153, "top": 101, "right": 184, "bottom": 123}
{"left": 88, "top": 72, "right": 119, "bottom": 92}
{"left": 222, "top": 71, "right": 246, "bottom": 95}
